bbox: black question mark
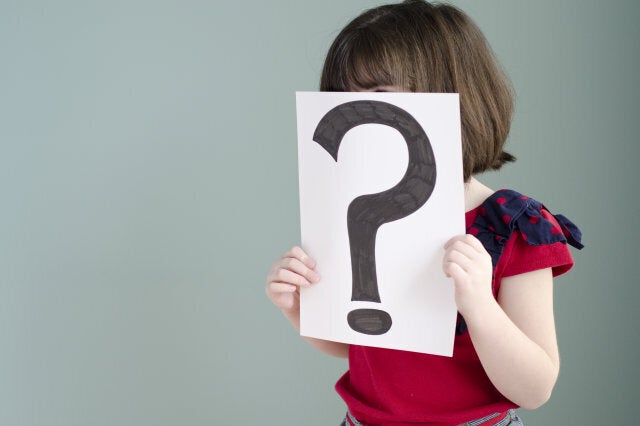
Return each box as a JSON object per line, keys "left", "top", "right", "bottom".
{"left": 312, "top": 100, "right": 437, "bottom": 335}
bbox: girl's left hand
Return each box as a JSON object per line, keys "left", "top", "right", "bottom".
{"left": 442, "top": 234, "right": 494, "bottom": 317}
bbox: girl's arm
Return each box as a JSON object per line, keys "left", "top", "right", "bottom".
{"left": 443, "top": 235, "right": 559, "bottom": 409}
{"left": 266, "top": 246, "right": 349, "bottom": 358}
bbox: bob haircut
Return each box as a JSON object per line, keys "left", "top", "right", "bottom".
{"left": 320, "top": 0, "right": 515, "bottom": 181}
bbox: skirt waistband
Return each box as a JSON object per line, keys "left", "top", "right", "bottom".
{"left": 342, "top": 409, "right": 520, "bottom": 426}
{"left": 460, "top": 409, "right": 518, "bottom": 426}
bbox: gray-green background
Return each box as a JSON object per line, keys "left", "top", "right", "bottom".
{"left": 1, "top": 1, "right": 637, "bottom": 424}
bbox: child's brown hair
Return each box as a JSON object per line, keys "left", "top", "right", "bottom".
{"left": 320, "top": 0, "right": 515, "bottom": 181}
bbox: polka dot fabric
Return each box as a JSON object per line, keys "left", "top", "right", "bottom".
{"left": 470, "top": 189, "right": 583, "bottom": 270}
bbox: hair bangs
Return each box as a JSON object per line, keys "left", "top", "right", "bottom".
{"left": 321, "top": 28, "right": 407, "bottom": 92}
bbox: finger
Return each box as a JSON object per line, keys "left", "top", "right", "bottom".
{"left": 444, "top": 239, "right": 478, "bottom": 260}
{"left": 268, "top": 282, "right": 298, "bottom": 294}
{"left": 443, "top": 250, "right": 473, "bottom": 272}
{"left": 444, "top": 235, "right": 466, "bottom": 250}
{"left": 443, "top": 261, "right": 467, "bottom": 283}
{"left": 270, "top": 267, "right": 312, "bottom": 288}
{"left": 286, "top": 246, "right": 317, "bottom": 269}
{"left": 271, "top": 292, "right": 297, "bottom": 311}
{"left": 280, "top": 256, "right": 320, "bottom": 283}
{"left": 444, "top": 234, "right": 485, "bottom": 253}
{"left": 461, "top": 234, "right": 486, "bottom": 253}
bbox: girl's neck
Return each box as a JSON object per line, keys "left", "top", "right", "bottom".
{"left": 464, "top": 177, "right": 495, "bottom": 212}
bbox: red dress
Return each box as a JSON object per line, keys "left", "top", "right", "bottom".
{"left": 335, "top": 189, "right": 583, "bottom": 425}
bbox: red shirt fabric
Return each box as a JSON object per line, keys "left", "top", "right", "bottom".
{"left": 335, "top": 190, "right": 581, "bottom": 425}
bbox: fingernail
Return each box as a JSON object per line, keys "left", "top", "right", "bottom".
{"left": 310, "top": 271, "right": 320, "bottom": 283}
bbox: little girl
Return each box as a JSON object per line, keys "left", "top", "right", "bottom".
{"left": 266, "top": 1, "right": 583, "bottom": 425}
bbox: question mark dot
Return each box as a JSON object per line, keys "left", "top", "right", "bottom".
{"left": 347, "top": 309, "right": 392, "bottom": 335}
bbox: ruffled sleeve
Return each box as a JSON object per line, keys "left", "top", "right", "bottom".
{"left": 467, "top": 189, "right": 584, "bottom": 275}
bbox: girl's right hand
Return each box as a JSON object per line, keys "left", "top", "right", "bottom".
{"left": 266, "top": 246, "right": 321, "bottom": 314}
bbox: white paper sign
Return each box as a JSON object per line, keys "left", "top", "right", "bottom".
{"left": 296, "top": 92, "right": 464, "bottom": 356}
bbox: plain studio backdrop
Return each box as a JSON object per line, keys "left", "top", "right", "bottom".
{"left": 1, "top": 1, "right": 638, "bottom": 424}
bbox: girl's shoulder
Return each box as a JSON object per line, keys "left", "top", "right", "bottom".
{"left": 466, "top": 189, "right": 584, "bottom": 270}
